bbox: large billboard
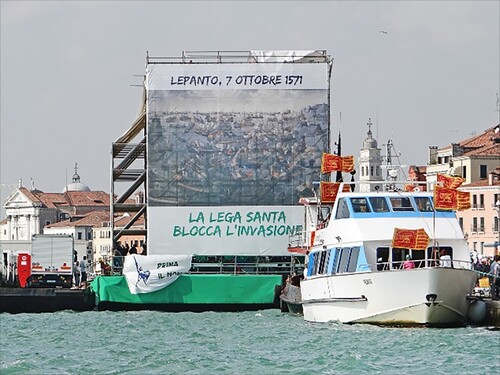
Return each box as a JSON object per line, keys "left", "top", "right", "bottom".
{"left": 146, "top": 55, "right": 331, "bottom": 255}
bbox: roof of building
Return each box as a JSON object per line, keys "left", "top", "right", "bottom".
{"left": 115, "top": 213, "right": 145, "bottom": 228}
{"left": 439, "top": 125, "right": 500, "bottom": 157}
{"left": 45, "top": 210, "right": 111, "bottom": 228}
{"left": 17, "top": 187, "right": 110, "bottom": 209}
{"left": 461, "top": 167, "right": 500, "bottom": 187}
{"left": 463, "top": 179, "right": 500, "bottom": 187}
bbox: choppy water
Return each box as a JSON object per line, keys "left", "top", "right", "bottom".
{"left": 0, "top": 309, "right": 498, "bottom": 375}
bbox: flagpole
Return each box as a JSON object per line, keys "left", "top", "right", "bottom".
{"left": 432, "top": 184, "right": 437, "bottom": 266}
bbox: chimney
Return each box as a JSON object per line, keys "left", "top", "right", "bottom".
{"left": 136, "top": 191, "right": 144, "bottom": 204}
{"left": 428, "top": 146, "right": 438, "bottom": 165}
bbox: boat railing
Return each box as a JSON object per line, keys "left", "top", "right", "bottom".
{"left": 108, "top": 255, "right": 305, "bottom": 276}
{"left": 375, "top": 258, "right": 473, "bottom": 271}
{"left": 190, "top": 256, "right": 305, "bottom": 275}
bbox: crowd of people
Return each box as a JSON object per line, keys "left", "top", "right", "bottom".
{"left": 110, "top": 243, "right": 147, "bottom": 274}
{"left": 472, "top": 253, "right": 500, "bottom": 300}
{"left": 71, "top": 243, "right": 147, "bottom": 284}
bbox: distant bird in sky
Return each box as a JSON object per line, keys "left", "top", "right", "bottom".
{"left": 379, "top": 30, "right": 388, "bottom": 34}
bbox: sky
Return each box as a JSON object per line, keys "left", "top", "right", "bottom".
{"left": 1, "top": 1, "right": 499, "bottom": 217}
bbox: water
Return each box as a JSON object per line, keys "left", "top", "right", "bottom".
{"left": 1, "top": 310, "right": 498, "bottom": 375}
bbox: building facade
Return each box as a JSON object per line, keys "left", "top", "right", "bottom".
{"left": 426, "top": 125, "right": 500, "bottom": 256}
{"left": 427, "top": 126, "right": 500, "bottom": 185}
{"left": 457, "top": 170, "right": 500, "bottom": 257}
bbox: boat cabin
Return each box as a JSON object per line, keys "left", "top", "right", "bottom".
{"left": 294, "top": 191, "right": 469, "bottom": 278}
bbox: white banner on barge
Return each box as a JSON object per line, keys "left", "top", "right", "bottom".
{"left": 123, "top": 255, "right": 192, "bottom": 294}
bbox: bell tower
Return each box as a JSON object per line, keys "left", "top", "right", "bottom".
{"left": 358, "top": 118, "right": 383, "bottom": 192}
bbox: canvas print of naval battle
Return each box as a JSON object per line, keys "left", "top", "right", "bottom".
{"left": 147, "top": 89, "right": 329, "bottom": 207}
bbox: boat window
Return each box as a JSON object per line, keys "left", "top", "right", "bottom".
{"left": 320, "top": 207, "right": 331, "bottom": 221}
{"left": 328, "top": 248, "right": 340, "bottom": 275}
{"left": 411, "top": 250, "right": 425, "bottom": 268}
{"left": 390, "top": 197, "right": 414, "bottom": 211}
{"left": 346, "top": 247, "right": 360, "bottom": 272}
{"left": 392, "top": 248, "right": 404, "bottom": 269}
{"left": 414, "top": 197, "right": 433, "bottom": 212}
{"left": 351, "top": 198, "right": 371, "bottom": 213}
{"left": 427, "top": 246, "right": 453, "bottom": 267}
{"left": 313, "top": 253, "right": 321, "bottom": 275}
{"left": 376, "top": 247, "right": 389, "bottom": 271}
{"left": 308, "top": 253, "right": 317, "bottom": 276}
{"left": 337, "top": 248, "right": 351, "bottom": 273}
{"left": 335, "top": 198, "right": 350, "bottom": 219}
{"left": 318, "top": 250, "right": 327, "bottom": 275}
{"left": 322, "top": 249, "right": 332, "bottom": 274}
{"left": 369, "top": 197, "right": 389, "bottom": 213}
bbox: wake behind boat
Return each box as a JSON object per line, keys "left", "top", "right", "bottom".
{"left": 288, "top": 130, "right": 477, "bottom": 327}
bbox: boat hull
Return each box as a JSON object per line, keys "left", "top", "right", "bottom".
{"left": 280, "top": 284, "right": 303, "bottom": 314}
{"left": 0, "top": 287, "right": 95, "bottom": 314}
{"left": 301, "top": 267, "right": 477, "bottom": 326}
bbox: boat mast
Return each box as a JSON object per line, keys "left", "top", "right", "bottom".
{"left": 335, "top": 132, "right": 342, "bottom": 182}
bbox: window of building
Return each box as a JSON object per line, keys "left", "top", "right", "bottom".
{"left": 473, "top": 242, "right": 477, "bottom": 251}
{"left": 370, "top": 166, "right": 374, "bottom": 176}
{"left": 495, "top": 216, "right": 499, "bottom": 232}
{"left": 459, "top": 217, "right": 464, "bottom": 231}
{"left": 479, "top": 194, "right": 484, "bottom": 209}
{"left": 462, "top": 166, "right": 467, "bottom": 179}
{"left": 479, "top": 217, "right": 484, "bottom": 232}
{"left": 77, "top": 232, "right": 82, "bottom": 240}
{"left": 472, "top": 194, "right": 477, "bottom": 209}
{"left": 480, "top": 165, "right": 487, "bottom": 179}
{"left": 472, "top": 217, "right": 477, "bottom": 233}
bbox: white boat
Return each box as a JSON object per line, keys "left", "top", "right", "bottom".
{"left": 290, "top": 175, "right": 477, "bottom": 327}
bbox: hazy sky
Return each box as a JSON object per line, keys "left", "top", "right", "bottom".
{"left": 1, "top": 1, "right": 499, "bottom": 217}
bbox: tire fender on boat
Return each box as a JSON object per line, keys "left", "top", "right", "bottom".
{"left": 467, "top": 299, "right": 487, "bottom": 325}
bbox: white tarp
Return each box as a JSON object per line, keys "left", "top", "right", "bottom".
{"left": 123, "top": 254, "right": 192, "bottom": 294}
{"left": 248, "top": 50, "right": 327, "bottom": 63}
{"left": 146, "top": 62, "right": 328, "bottom": 91}
{"left": 146, "top": 57, "right": 330, "bottom": 257}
